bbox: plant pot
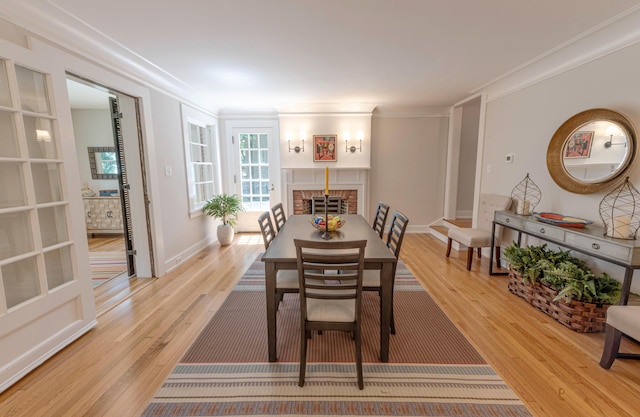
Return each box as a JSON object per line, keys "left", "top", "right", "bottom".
{"left": 217, "top": 224, "right": 235, "bottom": 245}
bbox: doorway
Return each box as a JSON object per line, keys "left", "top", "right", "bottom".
{"left": 444, "top": 94, "right": 484, "bottom": 225}
{"left": 226, "top": 121, "right": 280, "bottom": 232}
{"left": 66, "top": 76, "right": 152, "bottom": 290}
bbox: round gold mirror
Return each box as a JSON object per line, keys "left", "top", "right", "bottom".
{"left": 547, "top": 108, "right": 637, "bottom": 194}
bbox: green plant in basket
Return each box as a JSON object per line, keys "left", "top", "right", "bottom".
{"left": 503, "top": 241, "right": 621, "bottom": 305}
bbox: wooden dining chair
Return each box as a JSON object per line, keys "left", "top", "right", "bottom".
{"left": 258, "top": 211, "right": 277, "bottom": 250}
{"left": 362, "top": 210, "right": 409, "bottom": 335}
{"left": 295, "top": 238, "right": 367, "bottom": 390}
{"left": 271, "top": 202, "right": 286, "bottom": 232}
{"left": 311, "top": 196, "right": 346, "bottom": 215}
{"left": 372, "top": 201, "right": 390, "bottom": 239}
{"left": 258, "top": 211, "right": 298, "bottom": 303}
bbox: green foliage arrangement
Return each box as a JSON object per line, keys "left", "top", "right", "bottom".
{"left": 202, "top": 194, "right": 244, "bottom": 226}
{"left": 503, "top": 242, "right": 621, "bottom": 304}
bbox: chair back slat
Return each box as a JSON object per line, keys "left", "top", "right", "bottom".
{"left": 372, "top": 201, "right": 390, "bottom": 238}
{"left": 258, "top": 211, "right": 276, "bottom": 250}
{"left": 295, "top": 239, "right": 366, "bottom": 305}
{"left": 386, "top": 210, "right": 409, "bottom": 259}
{"left": 271, "top": 202, "right": 287, "bottom": 232}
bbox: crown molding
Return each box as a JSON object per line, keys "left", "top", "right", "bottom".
{"left": 477, "top": 5, "right": 640, "bottom": 103}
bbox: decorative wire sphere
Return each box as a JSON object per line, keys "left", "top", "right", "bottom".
{"left": 599, "top": 177, "right": 640, "bottom": 240}
{"left": 511, "top": 173, "right": 542, "bottom": 215}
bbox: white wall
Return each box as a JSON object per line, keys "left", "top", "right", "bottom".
{"left": 370, "top": 114, "right": 449, "bottom": 231}
{"left": 456, "top": 97, "right": 481, "bottom": 217}
{"left": 149, "top": 91, "right": 217, "bottom": 270}
{"left": 481, "top": 41, "right": 640, "bottom": 293}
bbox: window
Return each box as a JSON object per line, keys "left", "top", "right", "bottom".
{"left": 181, "top": 104, "right": 218, "bottom": 216}
{"left": 238, "top": 132, "right": 270, "bottom": 211}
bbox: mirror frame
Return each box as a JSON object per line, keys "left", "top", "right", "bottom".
{"left": 547, "top": 108, "right": 637, "bottom": 194}
{"left": 88, "top": 146, "right": 119, "bottom": 180}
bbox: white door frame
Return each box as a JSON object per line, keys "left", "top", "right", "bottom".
{"left": 443, "top": 93, "right": 487, "bottom": 227}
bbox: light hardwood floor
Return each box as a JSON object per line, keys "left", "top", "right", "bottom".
{"left": 1, "top": 232, "right": 639, "bottom": 416}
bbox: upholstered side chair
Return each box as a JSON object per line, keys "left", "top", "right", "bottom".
{"left": 600, "top": 305, "right": 640, "bottom": 369}
{"left": 445, "top": 194, "right": 513, "bottom": 270}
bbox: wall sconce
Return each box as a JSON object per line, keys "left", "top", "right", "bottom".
{"left": 604, "top": 125, "right": 626, "bottom": 148}
{"left": 36, "top": 129, "right": 51, "bottom": 142}
{"left": 344, "top": 130, "right": 364, "bottom": 153}
{"left": 287, "top": 130, "right": 306, "bottom": 153}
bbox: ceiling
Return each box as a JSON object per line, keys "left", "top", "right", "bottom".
{"left": 6, "top": 0, "right": 640, "bottom": 112}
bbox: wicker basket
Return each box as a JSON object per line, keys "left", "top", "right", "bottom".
{"left": 507, "top": 268, "right": 610, "bottom": 333}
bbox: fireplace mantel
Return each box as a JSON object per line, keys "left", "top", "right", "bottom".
{"left": 282, "top": 168, "right": 370, "bottom": 218}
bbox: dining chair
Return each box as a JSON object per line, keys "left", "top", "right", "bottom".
{"left": 311, "top": 196, "right": 346, "bottom": 215}
{"left": 600, "top": 305, "right": 640, "bottom": 369}
{"left": 258, "top": 211, "right": 298, "bottom": 303}
{"left": 445, "top": 193, "right": 513, "bottom": 270}
{"left": 362, "top": 210, "right": 409, "bottom": 335}
{"left": 372, "top": 201, "right": 390, "bottom": 239}
{"left": 294, "top": 238, "right": 367, "bottom": 390}
{"left": 271, "top": 202, "right": 287, "bottom": 232}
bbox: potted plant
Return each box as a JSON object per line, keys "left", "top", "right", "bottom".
{"left": 203, "top": 194, "right": 244, "bottom": 245}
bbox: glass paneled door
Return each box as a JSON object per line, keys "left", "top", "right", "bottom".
{"left": 0, "top": 41, "right": 96, "bottom": 392}
{"left": 232, "top": 127, "right": 277, "bottom": 232}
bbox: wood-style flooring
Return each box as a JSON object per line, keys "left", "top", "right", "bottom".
{"left": 1, "top": 232, "right": 639, "bottom": 416}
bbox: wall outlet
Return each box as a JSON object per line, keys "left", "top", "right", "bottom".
{"left": 506, "top": 153, "right": 515, "bottom": 164}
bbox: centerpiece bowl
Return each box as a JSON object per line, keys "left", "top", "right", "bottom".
{"left": 310, "top": 215, "right": 345, "bottom": 232}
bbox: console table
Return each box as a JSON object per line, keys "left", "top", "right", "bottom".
{"left": 490, "top": 210, "right": 640, "bottom": 305}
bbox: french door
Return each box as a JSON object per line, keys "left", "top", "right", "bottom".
{"left": 0, "top": 41, "right": 95, "bottom": 392}
{"left": 231, "top": 126, "right": 279, "bottom": 232}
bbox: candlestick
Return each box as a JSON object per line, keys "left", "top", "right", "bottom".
{"left": 325, "top": 167, "right": 329, "bottom": 195}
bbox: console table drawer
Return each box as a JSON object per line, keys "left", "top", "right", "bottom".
{"left": 565, "top": 234, "right": 631, "bottom": 262}
{"left": 524, "top": 221, "right": 565, "bottom": 241}
{"left": 495, "top": 211, "right": 524, "bottom": 228}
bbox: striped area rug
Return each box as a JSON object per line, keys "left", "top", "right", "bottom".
{"left": 142, "top": 256, "right": 532, "bottom": 416}
{"left": 89, "top": 251, "right": 127, "bottom": 288}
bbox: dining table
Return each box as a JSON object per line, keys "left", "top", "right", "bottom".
{"left": 261, "top": 214, "right": 398, "bottom": 362}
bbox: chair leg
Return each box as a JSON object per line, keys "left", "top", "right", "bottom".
{"left": 299, "top": 322, "right": 308, "bottom": 387}
{"left": 600, "top": 324, "right": 623, "bottom": 369}
{"left": 477, "top": 247, "right": 482, "bottom": 258}
{"left": 495, "top": 246, "right": 502, "bottom": 269}
{"left": 355, "top": 323, "right": 363, "bottom": 390}
{"left": 446, "top": 238, "right": 452, "bottom": 257}
{"left": 466, "top": 248, "right": 473, "bottom": 270}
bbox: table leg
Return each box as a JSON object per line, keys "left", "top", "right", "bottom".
{"left": 265, "top": 262, "right": 278, "bottom": 362}
{"left": 379, "top": 262, "right": 393, "bottom": 362}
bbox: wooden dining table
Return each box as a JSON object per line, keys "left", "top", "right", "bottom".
{"left": 261, "top": 214, "right": 397, "bottom": 362}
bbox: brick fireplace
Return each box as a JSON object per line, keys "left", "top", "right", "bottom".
{"left": 282, "top": 168, "right": 369, "bottom": 218}
{"left": 292, "top": 189, "right": 358, "bottom": 214}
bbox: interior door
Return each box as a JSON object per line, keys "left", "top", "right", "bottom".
{"left": 232, "top": 127, "right": 278, "bottom": 232}
{"left": 109, "top": 97, "right": 135, "bottom": 276}
{"left": 0, "top": 40, "right": 96, "bottom": 392}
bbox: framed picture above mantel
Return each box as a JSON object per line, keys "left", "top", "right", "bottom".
{"left": 313, "top": 135, "right": 337, "bottom": 162}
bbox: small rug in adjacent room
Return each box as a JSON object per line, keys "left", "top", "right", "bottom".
{"left": 89, "top": 251, "right": 127, "bottom": 288}
{"left": 141, "top": 256, "right": 532, "bottom": 416}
